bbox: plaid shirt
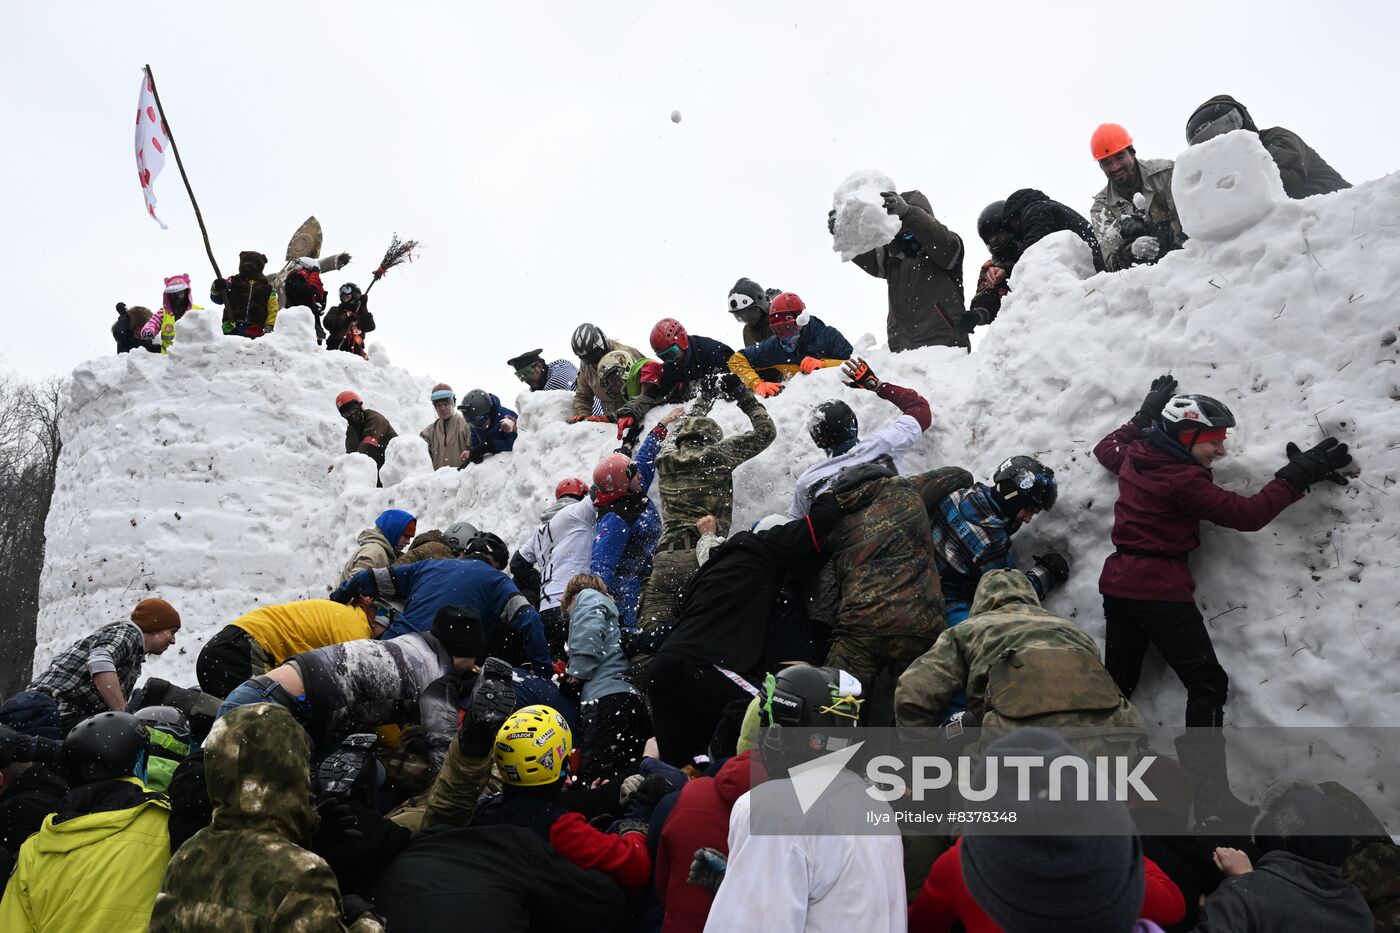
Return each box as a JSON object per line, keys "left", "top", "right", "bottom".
{"left": 929, "top": 483, "right": 1052, "bottom": 605}
{"left": 29, "top": 622, "right": 145, "bottom": 720}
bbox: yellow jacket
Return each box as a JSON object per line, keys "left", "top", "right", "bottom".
{"left": 0, "top": 778, "right": 170, "bottom": 932}
{"left": 229, "top": 598, "right": 373, "bottom": 665}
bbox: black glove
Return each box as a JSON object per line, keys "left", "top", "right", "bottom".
{"left": 341, "top": 894, "right": 378, "bottom": 925}
{"left": 827, "top": 209, "right": 837, "bottom": 236}
{"left": 880, "top": 191, "right": 910, "bottom": 217}
{"left": 1275, "top": 438, "right": 1352, "bottom": 492}
{"left": 467, "top": 444, "right": 488, "bottom": 465}
{"left": 951, "top": 307, "right": 983, "bottom": 334}
{"left": 1130, "top": 374, "right": 1179, "bottom": 428}
{"left": 1033, "top": 552, "right": 1071, "bottom": 585}
{"left": 719, "top": 372, "right": 745, "bottom": 401}
{"left": 460, "top": 657, "right": 518, "bottom": 756}
{"left": 622, "top": 773, "right": 673, "bottom": 813}
{"left": 615, "top": 818, "right": 649, "bottom": 837}
{"left": 0, "top": 724, "right": 32, "bottom": 764}
{"left": 115, "top": 302, "right": 128, "bottom": 314}
{"left": 328, "top": 580, "right": 358, "bottom": 604}
{"left": 312, "top": 795, "right": 363, "bottom": 850}
{"left": 688, "top": 847, "right": 727, "bottom": 893}
{"left": 210, "top": 278, "right": 227, "bottom": 296}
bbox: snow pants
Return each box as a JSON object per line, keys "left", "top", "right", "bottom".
{"left": 577, "top": 690, "right": 652, "bottom": 785}
{"left": 196, "top": 625, "right": 273, "bottom": 699}
{"left": 1102, "top": 596, "right": 1228, "bottom": 728}
{"left": 636, "top": 545, "right": 698, "bottom": 631}
{"left": 824, "top": 633, "right": 934, "bottom": 724}
{"left": 648, "top": 650, "right": 755, "bottom": 768}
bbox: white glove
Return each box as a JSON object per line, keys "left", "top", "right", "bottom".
{"left": 498, "top": 417, "right": 517, "bottom": 434}
{"left": 1130, "top": 236, "right": 1161, "bottom": 261}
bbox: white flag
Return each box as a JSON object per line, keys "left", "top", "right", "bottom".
{"left": 134, "top": 69, "right": 169, "bottom": 230}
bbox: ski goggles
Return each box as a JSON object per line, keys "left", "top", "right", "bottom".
{"left": 657, "top": 343, "right": 684, "bottom": 363}
{"left": 514, "top": 364, "right": 540, "bottom": 381}
{"left": 1187, "top": 108, "right": 1245, "bottom": 145}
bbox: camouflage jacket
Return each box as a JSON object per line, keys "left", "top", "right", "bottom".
{"left": 825, "top": 462, "right": 945, "bottom": 640}
{"left": 393, "top": 529, "right": 455, "bottom": 566}
{"left": 655, "top": 391, "right": 776, "bottom": 547}
{"left": 895, "top": 569, "right": 1142, "bottom": 735}
{"left": 150, "top": 704, "right": 384, "bottom": 932}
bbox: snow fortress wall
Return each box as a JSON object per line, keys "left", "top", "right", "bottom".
{"left": 38, "top": 133, "right": 1400, "bottom": 738}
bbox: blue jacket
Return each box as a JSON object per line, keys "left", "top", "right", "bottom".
{"left": 564, "top": 589, "right": 636, "bottom": 702}
{"left": 331, "top": 558, "right": 550, "bottom": 669}
{"left": 928, "top": 483, "right": 1054, "bottom": 605}
{"left": 735, "top": 316, "right": 853, "bottom": 374}
{"left": 590, "top": 428, "right": 664, "bottom": 631}
{"left": 470, "top": 394, "right": 519, "bottom": 454}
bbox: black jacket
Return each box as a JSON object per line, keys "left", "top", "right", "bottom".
{"left": 367, "top": 824, "right": 623, "bottom": 932}
{"left": 1004, "top": 188, "right": 1106, "bottom": 272}
{"left": 657, "top": 496, "right": 839, "bottom": 677}
{"left": 0, "top": 764, "right": 67, "bottom": 855}
{"left": 1189, "top": 95, "right": 1350, "bottom": 199}
{"left": 1195, "top": 850, "right": 1372, "bottom": 933}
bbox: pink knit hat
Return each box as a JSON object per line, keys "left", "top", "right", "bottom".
{"left": 163, "top": 273, "right": 191, "bottom": 294}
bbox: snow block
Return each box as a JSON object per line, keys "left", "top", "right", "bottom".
{"left": 1173, "top": 130, "right": 1284, "bottom": 243}
{"left": 831, "top": 169, "right": 902, "bottom": 261}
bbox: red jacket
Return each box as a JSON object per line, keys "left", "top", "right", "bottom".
{"left": 908, "top": 837, "right": 1185, "bottom": 932}
{"left": 655, "top": 751, "right": 766, "bottom": 933}
{"left": 1094, "top": 423, "right": 1300, "bottom": 601}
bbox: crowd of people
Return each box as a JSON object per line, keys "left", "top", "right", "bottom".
{"left": 20, "top": 100, "right": 1386, "bottom": 931}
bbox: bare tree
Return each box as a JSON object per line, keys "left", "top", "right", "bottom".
{"left": 0, "top": 375, "right": 65, "bottom": 697}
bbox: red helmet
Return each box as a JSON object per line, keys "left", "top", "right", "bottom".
{"left": 593, "top": 453, "right": 636, "bottom": 496}
{"left": 1090, "top": 123, "right": 1133, "bottom": 161}
{"left": 554, "top": 477, "right": 588, "bottom": 500}
{"left": 768, "top": 292, "right": 809, "bottom": 337}
{"left": 335, "top": 390, "right": 362, "bottom": 410}
{"left": 650, "top": 318, "right": 690, "bottom": 359}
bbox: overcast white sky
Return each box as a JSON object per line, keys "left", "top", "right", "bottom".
{"left": 3, "top": 2, "right": 1393, "bottom": 403}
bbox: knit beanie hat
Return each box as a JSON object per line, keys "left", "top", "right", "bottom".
{"left": 960, "top": 728, "right": 1145, "bottom": 933}
{"left": 1252, "top": 785, "right": 1352, "bottom": 867}
{"left": 431, "top": 606, "right": 485, "bottom": 659}
{"left": 131, "top": 598, "right": 182, "bottom": 633}
{"left": 163, "top": 273, "right": 191, "bottom": 293}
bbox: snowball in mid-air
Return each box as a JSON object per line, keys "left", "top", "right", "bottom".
{"left": 670, "top": 109, "right": 682, "bottom": 124}
{"left": 831, "top": 169, "right": 902, "bottom": 261}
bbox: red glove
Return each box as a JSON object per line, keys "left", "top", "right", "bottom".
{"left": 361, "top": 436, "right": 382, "bottom": 448}
{"left": 799, "top": 357, "right": 825, "bottom": 375}
{"left": 638, "top": 361, "right": 665, "bottom": 386}
{"left": 754, "top": 382, "right": 784, "bottom": 398}
{"left": 585, "top": 415, "right": 612, "bottom": 423}
{"left": 566, "top": 415, "right": 586, "bottom": 424}
{"left": 552, "top": 659, "right": 567, "bottom": 677}
{"left": 616, "top": 416, "right": 635, "bottom": 439}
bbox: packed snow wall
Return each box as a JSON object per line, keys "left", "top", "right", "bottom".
{"left": 36, "top": 134, "right": 1400, "bottom": 739}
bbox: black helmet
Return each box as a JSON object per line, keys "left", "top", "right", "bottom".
{"left": 1161, "top": 394, "right": 1235, "bottom": 446}
{"left": 762, "top": 665, "right": 861, "bottom": 731}
{"left": 458, "top": 389, "right": 495, "bottom": 428}
{"left": 976, "top": 200, "right": 1009, "bottom": 244}
{"left": 443, "top": 520, "right": 480, "bottom": 555}
{"left": 807, "top": 400, "right": 859, "bottom": 452}
{"left": 463, "top": 531, "right": 509, "bottom": 569}
{"left": 992, "top": 455, "right": 1058, "bottom": 514}
{"left": 571, "top": 323, "right": 609, "bottom": 359}
{"left": 134, "top": 705, "right": 191, "bottom": 743}
{"left": 338, "top": 282, "right": 362, "bottom": 302}
{"left": 1186, "top": 102, "right": 1246, "bottom": 145}
{"left": 62, "top": 711, "right": 149, "bottom": 786}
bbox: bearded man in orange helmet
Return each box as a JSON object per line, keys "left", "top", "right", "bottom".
{"left": 1088, "top": 122, "right": 1185, "bottom": 272}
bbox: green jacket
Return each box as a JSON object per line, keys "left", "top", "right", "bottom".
{"left": 0, "top": 777, "right": 171, "bottom": 933}
{"left": 851, "top": 190, "right": 968, "bottom": 351}
{"left": 655, "top": 391, "right": 776, "bottom": 547}
{"left": 825, "top": 463, "right": 945, "bottom": 640}
{"left": 1090, "top": 157, "right": 1184, "bottom": 271}
{"left": 1191, "top": 94, "right": 1350, "bottom": 199}
{"left": 149, "top": 704, "right": 383, "bottom": 932}
{"left": 895, "top": 569, "right": 1143, "bottom": 737}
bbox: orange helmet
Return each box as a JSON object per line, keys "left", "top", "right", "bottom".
{"left": 1090, "top": 123, "right": 1133, "bottom": 161}
{"left": 335, "top": 390, "right": 362, "bottom": 410}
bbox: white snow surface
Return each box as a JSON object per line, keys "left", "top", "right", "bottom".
{"left": 36, "top": 134, "right": 1400, "bottom": 754}
{"left": 831, "top": 169, "right": 902, "bottom": 261}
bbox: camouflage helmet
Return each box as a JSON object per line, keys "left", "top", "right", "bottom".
{"left": 598, "top": 350, "right": 632, "bottom": 396}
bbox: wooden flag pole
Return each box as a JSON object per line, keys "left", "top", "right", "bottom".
{"left": 143, "top": 64, "right": 221, "bottom": 280}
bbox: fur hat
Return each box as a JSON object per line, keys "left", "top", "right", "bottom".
{"left": 131, "top": 598, "right": 181, "bottom": 633}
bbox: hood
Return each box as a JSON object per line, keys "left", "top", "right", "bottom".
{"left": 203, "top": 703, "right": 317, "bottom": 844}
{"left": 1003, "top": 188, "right": 1050, "bottom": 222}
{"left": 237, "top": 250, "right": 269, "bottom": 276}
{"left": 539, "top": 497, "right": 573, "bottom": 524}
{"left": 714, "top": 749, "right": 763, "bottom": 805}
{"left": 675, "top": 415, "right": 723, "bottom": 448}
{"left": 831, "top": 457, "right": 899, "bottom": 512}
{"left": 408, "top": 529, "right": 449, "bottom": 550}
{"left": 39, "top": 777, "right": 167, "bottom": 855}
{"left": 374, "top": 508, "right": 416, "bottom": 547}
{"left": 1190, "top": 94, "right": 1258, "bottom": 132}
{"left": 968, "top": 568, "right": 1043, "bottom": 615}
{"left": 902, "top": 189, "right": 933, "bottom": 214}
{"left": 571, "top": 587, "right": 619, "bottom": 625}
{"left": 1253, "top": 850, "right": 1356, "bottom": 899}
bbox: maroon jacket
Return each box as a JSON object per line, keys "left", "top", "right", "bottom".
{"left": 655, "top": 750, "right": 766, "bottom": 933}
{"left": 1094, "top": 422, "right": 1301, "bottom": 602}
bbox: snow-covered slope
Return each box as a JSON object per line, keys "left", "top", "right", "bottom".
{"left": 37, "top": 133, "right": 1400, "bottom": 737}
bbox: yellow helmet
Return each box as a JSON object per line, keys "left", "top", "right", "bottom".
{"left": 493, "top": 705, "right": 573, "bottom": 786}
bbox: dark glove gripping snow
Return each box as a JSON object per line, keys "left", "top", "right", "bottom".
{"left": 1275, "top": 438, "right": 1352, "bottom": 492}
{"left": 1033, "top": 551, "right": 1071, "bottom": 585}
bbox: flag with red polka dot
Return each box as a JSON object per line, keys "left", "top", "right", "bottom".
{"left": 134, "top": 69, "right": 168, "bottom": 229}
